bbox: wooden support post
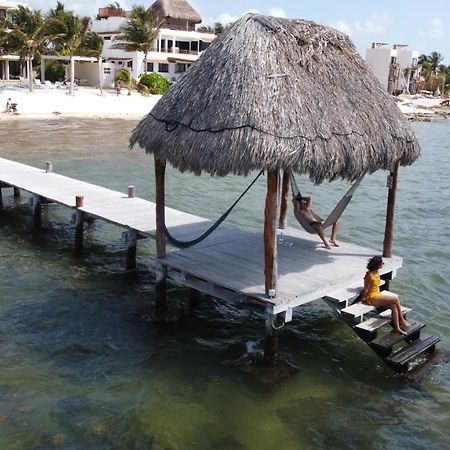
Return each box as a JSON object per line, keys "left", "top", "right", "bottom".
{"left": 264, "top": 170, "right": 280, "bottom": 296}
{"left": 32, "top": 194, "right": 42, "bottom": 229}
{"left": 278, "top": 170, "right": 290, "bottom": 229}
{"left": 13, "top": 187, "right": 20, "bottom": 198}
{"left": 128, "top": 186, "right": 135, "bottom": 198}
{"left": 45, "top": 161, "right": 53, "bottom": 173}
{"left": 74, "top": 210, "right": 84, "bottom": 250}
{"left": 189, "top": 288, "right": 200, "bottom": 311}
{"left": 0, "top": 186, "right": 3, "bottom": 208}
{"left": 264, "top": 304, "right": 278, "bottom": 363}
{"left": 383, "top": 160, "right": 399, "bottom": 258}
{"left": 154, "top": 156, "right": 167, "bottom": 316}
{"left": 126, "top": 228, "right": 137, "bottom": 271}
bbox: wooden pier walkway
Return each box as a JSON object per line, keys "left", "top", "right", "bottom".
{"left": 0, "top": 156, "right": 403, "bottom": 314}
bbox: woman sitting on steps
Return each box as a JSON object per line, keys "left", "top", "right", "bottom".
{"left": 362, "top": 256, "right": 411, "bottom": 335}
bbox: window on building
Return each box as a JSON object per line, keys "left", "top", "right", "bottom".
{"left": 127, "top": 60, "right": 133, "bottom": 68}
{"left": 175, "top": 63, "right": 186, "bottom": 73}
{"left": 159, "top": 63, "right": 169, "bottom": 73}
{"left": 390, "top": 56, "right": 397, "bottom": 64}
{"left": 147, "top": 62, "right": 154, "bottom": 72}
{"left": 103, "top": 67, "right": 111, "bottom": 74}
{"left": 200, "top": 41, "right": 210, "bottom": 52}
{"left": 103, "top": 36, "right": 111, "bottom": 40}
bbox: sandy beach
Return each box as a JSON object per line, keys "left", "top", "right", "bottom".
{"left": 0, "top": 84, "right": 448, "bottom": 121}
{"left": 0, "top": 85, "right": 161, "bottom": 120}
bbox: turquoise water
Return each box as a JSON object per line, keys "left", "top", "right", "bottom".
{"left": 0, "top": 118, "right": 449, "bottom": 449}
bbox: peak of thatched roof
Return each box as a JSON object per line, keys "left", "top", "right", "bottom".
{"left": 130, "top": 14, "right": 420, "bottom": 183}
{"left": 150, "top": 0, "right": 202, "bottom": 23}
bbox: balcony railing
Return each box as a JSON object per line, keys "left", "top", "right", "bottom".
{"left": 155, "top": 48, "right": 199, "bottom": 55}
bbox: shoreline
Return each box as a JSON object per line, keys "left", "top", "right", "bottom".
{"left": 1, "top": 86, "right": 449, "bottom": 122}
{"left": 0, "top": 86, "right": 161, "bottom": 121}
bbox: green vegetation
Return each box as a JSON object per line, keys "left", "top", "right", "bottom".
{"left": 138, "top": 72, "right": 170, "bottom": 95}
{"left": 417, "top": 51, "right": 450, "bottom": 94}
{"left": 111, "top": 5, "right": 162, "bottom": 73}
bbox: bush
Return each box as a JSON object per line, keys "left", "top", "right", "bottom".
{"left": 114, "top": 68, "right": 131, "bottom": 83}
{"left": 37, "top": 61, "right": 65, "bottom": 83}
{"left": 139, "top": 72, "right": 170, "bottom": 95}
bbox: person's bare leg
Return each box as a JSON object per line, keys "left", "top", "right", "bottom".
{"left": 371, "top": 296, "right": 406, "bottom": 334}
{"left": 312, "top": 223, "right": 331, "bottom": 249}
{"left": 383, "top": 293, "right": 411, "bottom": 328}
{"left": 330, "top": 220, "right": 340, "bottom": 247}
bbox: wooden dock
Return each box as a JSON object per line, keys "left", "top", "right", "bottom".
{"left": 0, "top": 156, "right": 402, "bottom": 314}
{"left": 3, "top": 156, "right": 444, "bottom": 377}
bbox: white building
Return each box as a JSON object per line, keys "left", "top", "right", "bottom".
{"left": 0, "top": 0, "right": 23, "bottom": 80}
{"left": 366, "top": 43, "right": 421, "bottom": 94}
{"left": 91, "top": 0, "right": 217, "bottom": 82}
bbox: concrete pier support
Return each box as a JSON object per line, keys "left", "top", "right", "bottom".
{"left": 264, "top": 304, "right": 279, "bottom": 363}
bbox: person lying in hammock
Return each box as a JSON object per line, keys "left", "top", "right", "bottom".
{"left": 292, "top": 195, "right": 339, "bottom": 250}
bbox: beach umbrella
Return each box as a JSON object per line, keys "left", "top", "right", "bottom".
{"left": 130, "top": 14, "right": 421, "bottom": 294}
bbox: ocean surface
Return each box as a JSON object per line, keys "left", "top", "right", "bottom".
{"left": 0, "top": 118, "right": 449, "bottom": 450}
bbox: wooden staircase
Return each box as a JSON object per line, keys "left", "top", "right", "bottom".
{"left": 323, "top": 291, "right": 441, "bottom": 376}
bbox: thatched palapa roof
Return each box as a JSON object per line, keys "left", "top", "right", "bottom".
{"left": 150, "top": 0, "right": 202, "bottom": 24}
{"left": 130, "top": 14, "right": 420, "bottom": 183}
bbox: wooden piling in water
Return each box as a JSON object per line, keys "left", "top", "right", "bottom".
{"left": 74, "top": 209, "right": 84, "bottom": 250}
{"left": 264, "top": 304, "right": 279, "bottom": 363}
{"left": 13, "top": 187, "right": 20, "bottom": 198}
{"left": 32, "top": 194, "right": 42, "bottom": 229}
{"left": 126, "top": 228, "right": 137, "bottom": 270}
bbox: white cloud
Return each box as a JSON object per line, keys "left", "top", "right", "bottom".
{"left": 331, "top": 12, "right": 391, "bottom": 37}
{"left": 419, "top": 17, "right": 445, "bottom": 39}
{"left": 330, "top": 20, "right": 352, "bottom": 35}
{"left": 268, "top": 7, "right": 286, "bottom": 18}
{"left": 354, "top": 12, "right": 391, "bottom": 35}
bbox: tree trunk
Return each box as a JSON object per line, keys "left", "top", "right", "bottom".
{"left": 28, "top": 56, "right": 33, "bottom": 93}
{"left": 383, "top": 160, "right": 399, "bottom": 258}
{"left": 264, "top": 170, "right": 280, "bottom": 295}
{"left": 98, "top": 57, "right": 103, "bottom": 95}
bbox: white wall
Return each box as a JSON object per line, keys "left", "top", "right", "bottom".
{"left": 366, "top": 47, "right": 393, "bottom": 91}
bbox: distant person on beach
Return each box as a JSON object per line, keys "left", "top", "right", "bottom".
{"left": 115, "top": 80, "right": 121, "bottom": 96}
{"left": 362, "top": 256, "right": 411, "bottom": 335}
{"left": 292, "top": 195, "right": 339, "bottom": 249}
{"left": 4, "top": 98, "right": 16, "bottom": 113}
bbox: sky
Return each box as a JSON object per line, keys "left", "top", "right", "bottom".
{"left": 22, "top": 0, "right": 450, "bottom": 63}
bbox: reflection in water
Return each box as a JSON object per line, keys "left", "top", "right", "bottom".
{"left": 0, "top": 118, "right": 449, "bottom": 449}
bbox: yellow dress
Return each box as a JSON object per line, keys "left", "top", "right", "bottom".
{"left": 365, "top": 271, "right": 380, "bottom": 305}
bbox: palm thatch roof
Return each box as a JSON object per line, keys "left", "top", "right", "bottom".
{"left": 130, "top": 14, "right": 421, "bottom": 183}
{"left": 150, "top": 0, "right": 202, "bottom": 24}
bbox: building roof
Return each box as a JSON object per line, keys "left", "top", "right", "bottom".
{"left": 130, "top": 14, "right": 420, "bottom": 182}
{"left": 150, "top": 0, "right": 202, "bottom": 24}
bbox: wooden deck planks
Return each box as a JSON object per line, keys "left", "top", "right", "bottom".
{"left": 1, "top": 157, "right": 403, "bottom": 313}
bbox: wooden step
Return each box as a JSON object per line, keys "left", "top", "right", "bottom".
{"left": 370, "top": 321, "right": 425, "bottom": 354}
{"left": 355, "top": 316, "right": 391, "bottom": 333}
{"left": 341, "top": 303, "right": 375, "bottom": 322}
{"left": 385, "top": 335, "right": 441, "bottom": 372}
{"left": 378, "top": 305, "right": 412, "bottom": 318}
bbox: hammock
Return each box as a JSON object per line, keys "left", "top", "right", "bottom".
{"left": 164, "top": 170, "right": 264, "bottom": 248}
{"left": 289, "top": 171, "right": 364, "bottom": 234}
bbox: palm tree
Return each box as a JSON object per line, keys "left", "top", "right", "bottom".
{"left": 80, "top": 31, "right": 104, "bottom": 94}
{"left": 428, "top": 51, "right": 444, "bottom": 76}
{"left": 47, "top": 7, "right": 91, "bottom": 94}
{"left": 0, "top": 6, "right": 47, "bottom": 93}
{"left": 112, "top": 5, "right": 162, "bottom": 76}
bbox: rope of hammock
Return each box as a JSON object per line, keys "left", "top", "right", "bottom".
{"left": 164, "top": 170, "right": 264, "bottom": 248}
{"left": 289, "top": 171, "right": 364, "bottom": 230}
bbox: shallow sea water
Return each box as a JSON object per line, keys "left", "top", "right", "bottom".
{"left": 0, "top": 118, "right": 449, "bottom": 450}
